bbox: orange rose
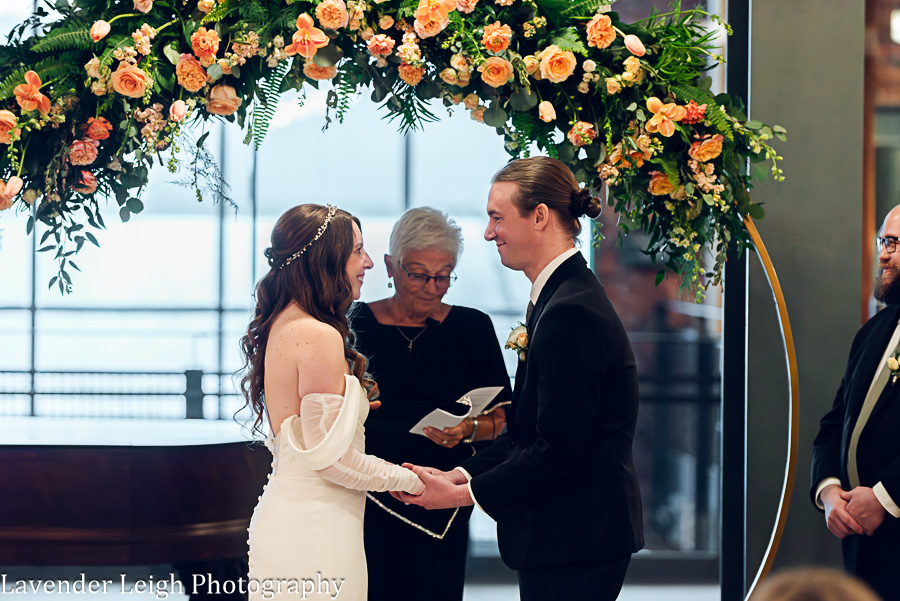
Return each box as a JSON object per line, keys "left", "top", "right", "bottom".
{"left": 0, "top": 177, "right": 23, "bottom": 211}
{"left": 537, "top": 45, "right": 576, "bottom": 83}
{"left": 538, "top": 101, "right": 555, "bottom": 122}
{"left": 315, "top": 0, "right": 349, "bottom": 29}
{"left": 69, "top": 139, "right": 100, "bottom": 166}
{"left": 398, "top": 63, "right": 425, "bottom": 86}
{"left": 206, "top": 84, "right": 242, "bottom": 115}
{"left": 84, "top": 117, "right": 113, "bottom": 140}
{"left": 688, "top": 134, "right": 725, "bottom": 162}
{"left": 0, "top": 110, "right": 20, "bottom": 144}
{"left": 481, "top": 21, "right": 512, "bottom": 53}
{"left": 367, "top": 34, "right": 396, "bottom": 57}
{"left": 191, "top": 27, "right": 220, "bottom": 60}
{"left": 73, "top": 170, "right": 98, "bottom": 194}
{"left": 567, "top": 121, "right": 597, "bottom": 147}
{"left": 586, "top": 14, "right": 615, "bottom": 49}
{"left": 648, "top": 171, "right": 675, "bottom": 196}
{"left": 303, "top": 61, "right": 338, "bottom": 80}
{"left": 478, "top": 56, "right": 513, "bottom": 88}
{"left": 176, "top": 54, "right": 208, "bottom": 92}
{"left": 110, "top": 62, "right": 150, "bottom": 98}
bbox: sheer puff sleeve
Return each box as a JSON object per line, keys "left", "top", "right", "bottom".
{"left": 281, "top": 376, "right": 423, "bottom": 494}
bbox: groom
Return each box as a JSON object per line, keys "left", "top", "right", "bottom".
{"left": 397, "top": 157, "right": 643, "bottom": 601}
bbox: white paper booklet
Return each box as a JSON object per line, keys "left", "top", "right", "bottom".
{"left": 408, "top": 386, "right": 504, "bottom": 436}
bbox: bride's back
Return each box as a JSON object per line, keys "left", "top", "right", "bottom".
{"left": 263, "top": 303, "right": 348, "bottom": 437}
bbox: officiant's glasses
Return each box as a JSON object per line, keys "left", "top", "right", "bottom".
{"left": 877, "top": 236, "right": 900, "bottom": 254}
{"left": 399, "top": 262, "right": 457, "bottom": 289}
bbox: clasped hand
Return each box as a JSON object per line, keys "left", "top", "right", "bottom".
{"left": 821, "top": 484, "right": 886, "bottom": 538}
{"left": 390, "top": 465, "right": 473, "bottom": 510}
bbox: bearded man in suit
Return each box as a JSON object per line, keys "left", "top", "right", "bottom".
{"left": 396, "top": 157, "right": 643, "bottom": 601}
{"left": 811, "top": 204, "right": 900, "bottom": 600}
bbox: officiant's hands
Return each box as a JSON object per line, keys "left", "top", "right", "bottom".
{"left": 390, "top": 465, "right": 473, "bottom": 510}
{"left": 842, "top": 486, "right": 887, "bottom": 536}
{"left": 423, "top": 420, "right": 472, "bottom": 448}
{"left": 821, "top": 484, "right": 865, "bottom": 539}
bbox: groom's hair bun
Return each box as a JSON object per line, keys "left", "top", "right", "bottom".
{"left": 572, "top": 188, "right": 602, "bottom": 219}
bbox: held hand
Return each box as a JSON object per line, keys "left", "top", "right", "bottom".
{"left": 423, "top": 421, "right": 469, "bottom": 448}
{"left": 401, "top": 463, "right": 468, "bottom": 485}
{"left": 395, "top": 465, "right": 474, "bottom": 510}
{"left": 369, "top": 400, "right": 381, "bottom": 411}
{"left": 821, "top": 484, "right": 865, "bottom": 539}
{"left": 842, "top": 487, "right": 887, "bottom": 536}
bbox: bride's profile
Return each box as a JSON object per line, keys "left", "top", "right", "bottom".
{"left": 239, "top": 204, "right": 424, "bottom": 601}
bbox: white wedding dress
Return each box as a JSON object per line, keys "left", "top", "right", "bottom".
{"left": 248, "top": 374, "right": 421, "bottom": 601}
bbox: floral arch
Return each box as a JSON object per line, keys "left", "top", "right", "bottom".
{"left": 0, "top": 0, "right": 783, "bottom": 294}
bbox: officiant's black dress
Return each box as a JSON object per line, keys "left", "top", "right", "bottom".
{"left": 351, "top": 302, "right": 512, "bottom": 601}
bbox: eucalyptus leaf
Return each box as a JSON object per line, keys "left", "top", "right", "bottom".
{"left": 163, "top": 43, "right": 181, "bottom": 65}
{"left": 207, "top": 63, "right": 223, "bottom": 81}
{"left": 119, "top": 207, "right": 130, "bottom": 222}
{"left": 747, "top": 203, "right": 765, "bottom": 220}
{"left": 314, "top": 44, "right": 344, "bottom": 67}
{"left": 509, "top": 88, "right": 539, "bottom": 111}
{"left": 126, "top": 198, "right": 144, "bottom": 214}
{"left": 483, "top": 103, "right": 508, "bottom": 127}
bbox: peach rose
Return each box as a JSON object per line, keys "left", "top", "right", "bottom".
{"left": 379, "top": 15, "right": 394, "bottom": 29}
{"left": 398, "top": 63, "right": 425, "bottom": 86}
{"left": 586, "top": 14, "right": 615, "bottom": 49}
{"left": 133, "top": 0, "right": 153, "bottom": 12}
{"left": 471, "top": 106, "right": 486, "bottom": 123}
{"left": 624, "top": 56, "right": 641, "bottom": 74}
{"left": 482, "top": 21, "right": 512, "bottom": 53}
{"left": 463, "top": 93, "right": 479, "bottom": 110}
{"left": 523, "top": 55, "right": 540, "bottom": 75}
{"left": 191, "top": 27, "right": 220, "bottom": 60}
{"left": 439, "top": 68, "right": 458, "bottom": 85}
{"left": 450, "top": 54, "right": 469, "bottom": 71}
{"left": 624, "top": 34, "right": 646, "bottom": 56}
{"left": 537, "top": 45, "right": 576, "bottom": 83}
{"left": 316, "top": 0, "right": 350, "bottom": 30}
{"left": 567, "top": 121, "right": 597, "bottom": 147}
{"left": 90, "top": 20, "right": 110, "bottom": 42}
{"left": 176, "top": 54, "right": 208, "bottom": 92}
{"left": 413, "top": 17, "right": 448, "bottom": 39}
{"left": 84, "top": 57, "right": 102, "bottom": 79}
{"left": 538, "top": 101, "right": 555, "bottom": 122}
{"left": 648, "top": 172, "right": 675, "bottom": 196}
{"left": 606, "top": 78, "right": 621, "bottom": 95}
{"left": 73, "top": 170, "right": 97, "bottom": 194}
{"left": 457, "top": 0, "right": 478, "bottom": 13}
{"left": 0, "top": 110, "right": 20, "bottom": 144}
{"left": 198, "top": 0, "right": 215, "bottom": 12}
{"left": 478, "top": 56, "right": 513, "bottom": 88}
{"left": 110, "top": 62, "right": 150, "bottom": 98}
{"left": 91, "top": 80, "right": 108, "bottom": 96}
{"left": 367, "top": 34, "right": 396, "bottom": 56}
{"left": 69, "top": 139, "right": 100, "bottom": 166}
{"left": 206, "top": 84, "right": 241, "bottom": 115}
{"left": 84, "top": 116, "right": 113, "bottom": 140}
{"left": 688, "top": 134, "right": 725, "bottom": 162}
{"left": 303, "top": 61, "right": 338, "bottom": 80}
{"left": 169, "top": 99, "right": 187, "bottom": 121}
{"left": 0, "top": 177, "right": 23, "bottom": 211}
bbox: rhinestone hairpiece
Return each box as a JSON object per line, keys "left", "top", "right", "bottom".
{"left": 279, "top": 204, "right": 338, "bottom": 269}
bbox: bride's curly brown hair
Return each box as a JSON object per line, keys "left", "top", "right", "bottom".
{"left": 238, "top": 204, "right": 378, "bottom": 436}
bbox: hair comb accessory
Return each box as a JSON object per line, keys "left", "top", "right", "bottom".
{"left": 279, "top": 204, "right": 338, "bottom": 269}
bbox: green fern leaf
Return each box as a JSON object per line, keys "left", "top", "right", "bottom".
{"left": 201, "top": 3, "right": 231, "bottom": 24}
{"left": 397, "top": 0, "right": 419, "bottom": 19}
{"left": 670, "top": 82, "right": 734, "bottom": 141}
{"left": 31, "top": 19, "right": 93, "bottom": 54}
{"left": 549, "top": 29, "right": 588, "bottom": 57}
{"left": 0, "top": 53, "right": 82, "bottom": 101}
{"left": 252, "top": 61, "right": 291, "bottom": 150}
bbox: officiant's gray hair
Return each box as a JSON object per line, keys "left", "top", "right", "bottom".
{"left": 388, "top": 207, "right": 463, "bottom": 267}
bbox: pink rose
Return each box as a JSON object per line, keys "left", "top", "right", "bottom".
{"left": 69, "top": 139, "right": 100, "bottom": 166}
{"left": 538, "top": 101, "right": 555, "bottom": 123}
{"left": 133, "top": 0, "right": 153, "bottom": 13}
{"left": 74, "top": 170, "right": 98, "bottom": 194}
{"left": 206, "top": 84, "right": 242, "bottom": 115}
{"left": 624, "top": 35, "right": 646, "bottom": 57}
{"left": 169, "top": 100, "right": 187, "bottom": 121}
{"left": 0, "top": 176, "right": 24, "bottom": 210}
{"left": 457, "top": 0, "right": 478, "bottom": 13}
{"left": 90, "top": 20, "right": 111, "bottom": 42}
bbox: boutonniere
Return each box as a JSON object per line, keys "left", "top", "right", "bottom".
{"left": 505, "top": 323, "right": 528, "bottom": 362}
{"left": 888, "top": 351, "right": 900, "bottom": 384}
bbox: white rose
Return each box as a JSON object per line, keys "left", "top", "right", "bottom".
{"left": 888, "top": 357, "right": 899, "bottom": 371}
{"left": 506, "top": 325, "right": 527, "bottom": 348}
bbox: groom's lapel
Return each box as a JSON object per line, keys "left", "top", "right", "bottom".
{"left": 850, "top": 306, "right": 900, "bottom": 414}
{"left": 529, "top": 253, "right": 585, "bottom": 336}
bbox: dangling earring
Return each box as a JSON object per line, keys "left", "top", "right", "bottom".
{"left": 388, "top": 279, "right": 393, "bottom": 289}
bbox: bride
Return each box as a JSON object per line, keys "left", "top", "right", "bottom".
{"left": 239, "top": 204, "right": 424, "bottom": 601}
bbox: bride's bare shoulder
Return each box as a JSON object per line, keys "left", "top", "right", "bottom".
{"left": 268, "top": 306, "right": 344, "bottom": 378}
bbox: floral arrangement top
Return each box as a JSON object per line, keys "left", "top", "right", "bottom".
{"left": 0, "top": 0, "right": 784, "bottom": 294}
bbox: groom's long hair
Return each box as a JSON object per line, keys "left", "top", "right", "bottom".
{"left": 238, "top": 203, "right": 377, "bottom": 436}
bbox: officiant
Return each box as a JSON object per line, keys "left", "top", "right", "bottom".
{"left": 351, "top": 207, "right": 511, "bottom": 601}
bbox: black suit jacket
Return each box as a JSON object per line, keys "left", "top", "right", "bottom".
{"left": 461, "top": 253, "right": 643, "bottom": 570}
{"left": 811, "top": 303, "right": 900, "bottom": 580}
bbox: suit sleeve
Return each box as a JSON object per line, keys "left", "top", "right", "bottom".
{"left": 470, "top": 304, "right": 607, "bottom": 519}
